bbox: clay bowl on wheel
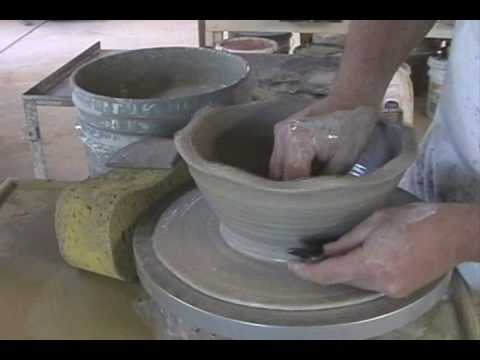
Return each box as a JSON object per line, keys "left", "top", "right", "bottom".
{"left": 175, "top": 99, "right": 417, "bottom": 262}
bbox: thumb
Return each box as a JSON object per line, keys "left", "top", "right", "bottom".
{"left": 269, "top": 128, "right": 287, "bottom": 180}
{"left": 282, "top": 128, "right": 316, "bottom": 181}
{"left": 323, "top": 211, "right": 383, "bottom": 256}
{"left": 288, "top": 246, "right": 365, "bottom": 285}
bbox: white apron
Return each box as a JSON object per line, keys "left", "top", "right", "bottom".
{"left": 400, "top": 20, "right": 480, "bottom": 288}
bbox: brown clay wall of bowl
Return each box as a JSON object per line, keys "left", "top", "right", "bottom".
{"left": 175, "top": 100, "right": 417, "bottom": 261}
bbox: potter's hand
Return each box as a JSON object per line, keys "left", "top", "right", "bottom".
{"left": 289, "top": 203, "right": 480, "bottom": 298}
{"left": 269, "top": 101, "right": 378, "bottom": 180}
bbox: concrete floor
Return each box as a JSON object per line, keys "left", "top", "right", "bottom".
{"left": 0, "top": 20, "right": 198, "bottom": 181}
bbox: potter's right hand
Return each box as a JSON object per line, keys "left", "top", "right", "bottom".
{"left": 288, "top": 203, "right": 480, "bottom": 298}
{"left": 269, "top": 100, "right": 378, "bottom": 180}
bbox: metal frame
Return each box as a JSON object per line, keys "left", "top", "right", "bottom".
{"left": 199, "top": 20, "right": 455, "bottom": 49}
{"left": 22, "top": 42, "right": 105, "bottom": 179}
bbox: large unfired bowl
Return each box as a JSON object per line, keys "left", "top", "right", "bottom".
{"left": 71, "top": 47, "right": 254, "bottom": 176}
{"left": 72, "top": 47, "right": 254, "bottom": 138}
{"left": 175, "top": 100, "right": 417, "bottom": 262}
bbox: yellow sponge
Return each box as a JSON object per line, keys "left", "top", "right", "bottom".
{"left": 55, "top": 162, "right": 191, "bottom": 281}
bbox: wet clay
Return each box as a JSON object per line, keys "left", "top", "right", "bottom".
{"left": 73, "top": 47, "right": 251, "bottom": 100}
{"left": 175, "top": 99, "right": 417, "bottom": 261}
{"left": 148, "top": 83, "right": 225, "bottom": 100}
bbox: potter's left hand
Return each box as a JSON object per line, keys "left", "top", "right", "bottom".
{"left": 289, "top": 203, "right": 480, "bottom": 298}
{"left": 269, "top": 103, "right": 378, "bottom": 181}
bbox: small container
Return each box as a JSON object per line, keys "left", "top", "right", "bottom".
{"left": 232, "top": 32, "right": 292, "bottom": 54}
{"left": 382, "top": 63, "right": 414, "bottom": 127}
{"left": 216, "top": 37, "right": 278, "bottom": 54}
{"left": 426, "top": 54, "right": 448, "bottom": 120}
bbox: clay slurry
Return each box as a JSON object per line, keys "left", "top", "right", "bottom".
{"left": 73, "top": 47, "right": 248, "bottom": 100}
{"left": 148, "top": 82, "right": 225, "bottom": 99}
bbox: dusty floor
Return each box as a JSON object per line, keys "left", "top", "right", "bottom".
{"left": 0, "top": 20, "right": 198, "bottom": 181}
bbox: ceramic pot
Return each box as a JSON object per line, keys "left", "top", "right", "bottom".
{"left": 72, "top": 47, "right": 255, "bottom": 175}
{"left": 217, "top": 37, "right": 279, "bottom": 54}
{"left": 175, "top": 100, "right": 417, "bottom": 262}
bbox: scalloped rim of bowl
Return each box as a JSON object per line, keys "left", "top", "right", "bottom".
{"left": 71, "top": 47, "right": 252, "bottom": 104}
{"left": 174, "top": 100, "right": 418, "bottom": 194}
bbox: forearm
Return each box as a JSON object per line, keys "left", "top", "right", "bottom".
{"left": 327, "top": 20, "right": 436, "bottom": 110}
{"left": 440, "top": 204, "right": 480, "bottom": 265}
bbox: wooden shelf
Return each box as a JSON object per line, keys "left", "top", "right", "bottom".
{"left": 200, "top": 20, "right": 454, "bottom": 48}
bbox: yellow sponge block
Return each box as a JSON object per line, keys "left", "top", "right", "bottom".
{"left": 55, "top": 162, "right": 191, "bottom": 281}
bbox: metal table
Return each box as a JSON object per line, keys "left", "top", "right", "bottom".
{"left": 22, "top": 42, "right": 112, "bottom": 179}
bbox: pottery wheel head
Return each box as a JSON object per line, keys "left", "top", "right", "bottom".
{"left": 134, "top": 188, "right": 449, "bottom": 339}
{"left": 151, "top": 190, "right": 382, "bottom": 311}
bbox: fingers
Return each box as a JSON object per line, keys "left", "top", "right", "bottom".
{"left": 270, "top": 120, "right": 316, "bottom": 181}
{"left": 344, "top": 277, "right": 384, "bottom": 293}
{"left": 270, "top": 105, "right": 379, "bottom": 180}
{"left": 323, "top": 212, "right": 384, "bottom": 256}
{"left": 282, "top": 137, "right": 315, "bottom": 180}
{"left": 288, "top": 246, "right": 366, "bottom": 285}
{"left": 322, "top": 157, "right": 353, "bottom": 175}
{"left": 269, "top": 125, "right": 286, "bottom": 180}
{"left": 288, "top": 245, "right": 387, "bottom": 294}
{"left": 322, "top": 107, "right": 379, "bottom": 175}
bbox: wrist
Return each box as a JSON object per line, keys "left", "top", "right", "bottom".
{"left": 452, "top": 204, "right": 480, "bottom": 264}
{"left": 306, "top": 96, "right": 360, "bottom": 117}
{"left": 328, "top": 81, "right": 385, "bottom": 110}
{"left": 308, "top": 93, "right": 381, "bottom": 118}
